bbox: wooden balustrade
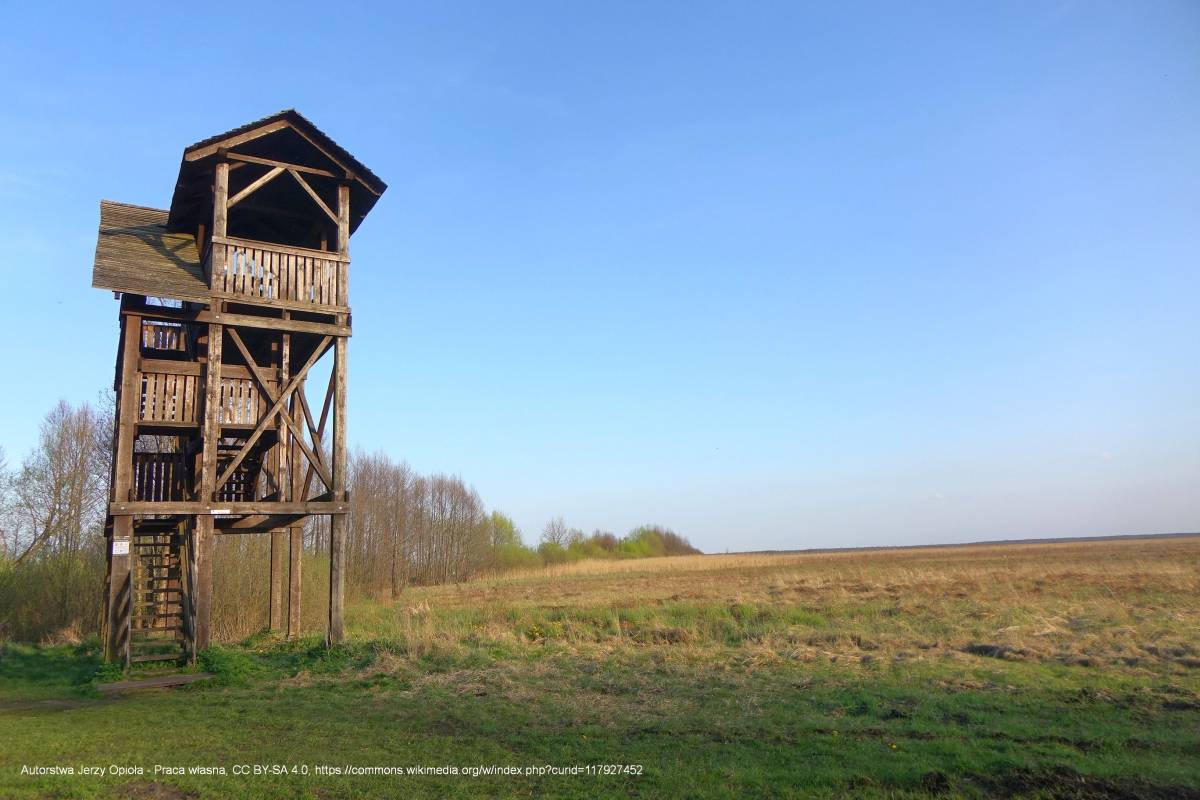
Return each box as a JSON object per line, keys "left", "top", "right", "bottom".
{"left": 208, "top": 235, "right": 347, "bottom": 309}
{"left": 132, "top": 452, "right": 190, "bottom": 502}
{"left": 141, "top": 321, "right": 190, "bottom": 353}
{"left": 138, "top": 372, "right": 279, "bottom": 427}
{"left": 140, "top": 372, "right": 200, "bottom": 424}
{"left": 216, "top": 376, "right": 277, "bottom": 426}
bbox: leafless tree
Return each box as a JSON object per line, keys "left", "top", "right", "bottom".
{"left": 10, "top": 401, "right": 109, "bottom": 563}
{"left": 541, "top": 516, "right": 569, "bottom": 547}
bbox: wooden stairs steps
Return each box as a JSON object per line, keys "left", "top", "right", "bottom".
{"left": 129, "top": 521, "right": 189, "bottom": 665}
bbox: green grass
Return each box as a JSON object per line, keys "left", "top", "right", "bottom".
{"left": 1, "top": 636, "right": 1197, "bottom": 798}
{"left": 1, "top": 539, "right": 1199, "bottom": 798}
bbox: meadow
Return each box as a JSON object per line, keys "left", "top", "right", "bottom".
{"left": 1, "top": 536, "right": 1198, "bottom": 799}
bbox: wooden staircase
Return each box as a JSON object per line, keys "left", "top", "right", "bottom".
{"left": 130, "top": 520, "right": 192, "bottom": 664}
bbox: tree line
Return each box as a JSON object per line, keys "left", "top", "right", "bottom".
{"left": 0, "top": 396, "right": 700, "bottom": 642}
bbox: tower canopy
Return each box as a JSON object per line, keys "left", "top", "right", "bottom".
{"left": 166, "top": 109, "right": 387, "bottom": 248}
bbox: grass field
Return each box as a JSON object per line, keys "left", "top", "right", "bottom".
{"left": 2, "top": 536, "right": 1199, "bottom": 799}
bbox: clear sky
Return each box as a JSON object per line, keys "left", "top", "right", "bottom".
{"left": 0, "top": 2, "right": 1196, "bottom": 552}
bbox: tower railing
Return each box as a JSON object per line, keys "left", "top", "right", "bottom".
{"left": 205, "top": 235, "right": 349, "bottom": 310}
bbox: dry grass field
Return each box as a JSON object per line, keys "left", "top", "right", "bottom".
{"left": 2, "top": 535, "right": 1199, "bottom": 799}
{"left": 358, "top": 537, "right": 1200, "bottom": 672}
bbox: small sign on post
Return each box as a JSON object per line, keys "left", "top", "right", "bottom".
{"left": 112, "top": 539, "right": 130, "bottom": 556}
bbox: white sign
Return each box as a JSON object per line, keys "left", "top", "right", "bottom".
{"left": 112, "top": 539, "right": 130, "bottom": 556}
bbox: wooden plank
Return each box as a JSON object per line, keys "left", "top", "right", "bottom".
{"left": 130, "top": 653, "right": 184, "bottom": 664}
{"left": 97, "top": 673, "right": 213, "bottom": 693}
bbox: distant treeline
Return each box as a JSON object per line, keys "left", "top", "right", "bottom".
{"left": 0, "top": 397, "right": 698, "bottom": 643}
{"left": 344, "top": 450, "right": 699, "bottom": 599}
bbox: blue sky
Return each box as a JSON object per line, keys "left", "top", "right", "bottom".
{"left": 0, "top": 2, "right": 1196, "bottom": 551}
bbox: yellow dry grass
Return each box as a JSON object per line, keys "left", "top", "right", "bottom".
{"left": 349, "top": 535, "right": 1200, "bottom": 673}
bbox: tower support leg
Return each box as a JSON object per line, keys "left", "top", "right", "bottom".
{"left": 287, "top": 526, "right": 303, "bottom": 638}
{"left": 269, "top": 531, "right": 286, "bottom": 631}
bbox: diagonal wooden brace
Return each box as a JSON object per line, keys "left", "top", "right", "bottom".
{"left": 227, "top": 329, "right": 334, "bottom": 491}
{"left": 214, "top": 333, "right": 332, "bottom": 494}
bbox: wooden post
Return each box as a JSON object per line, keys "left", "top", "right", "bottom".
{"left": 287, "top": 526, "right": 303, "bottom": 638}
{"left": 269, "top": 536, "right": 285, "bottom": 629}
{"left": 211, "top": 160, "right": 229, "bottom": 289}
{"left": 337, "top": 182, "right": 350, "bottom": 305}
{"left": 327, "top": 184, "right": 350, "bottom": 645}
{"left": 269, "top": 329, "right": 290, "bottom": 632}
{"left": 327, "top": 338, "right": 347, "bottom": 644}
{"left": 104, "top": 312, "right": 141, "bottom": 664}
{"left": 194, "top": 322, "right": 221, "bottom": 652}
{"left": 195, "top": 159, "right": 229, "bottom": 652}
{"left": 287, "top": 377, "right": 303, "bottom": 639}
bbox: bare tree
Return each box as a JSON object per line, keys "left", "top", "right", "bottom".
{"left": 541, "top": 516, "right": 570, "bottom": 547}
{"left": 10, "top": 401, "right": 109, "bottom": 564}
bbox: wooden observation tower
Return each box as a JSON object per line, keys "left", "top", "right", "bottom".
{"left": 91, "top": 111, "right": 386, "bottom": 665}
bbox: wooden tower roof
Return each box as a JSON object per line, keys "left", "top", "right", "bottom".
{"left": 167, "top": 109, "right": 387, "bottom": 238}
{"left": 91, "top": 110, "right": 386, "bottom": 303}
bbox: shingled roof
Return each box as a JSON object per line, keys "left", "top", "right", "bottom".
{"left": 91, "top": 200, "right": 208, "bottom": 303}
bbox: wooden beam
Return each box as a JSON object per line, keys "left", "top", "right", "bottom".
{"left": 212, "top": 235, "right": 350, "bottom": 262}
{"left": 302, "top": 368, "right": 335, "bottom": 499}
{"left": 227, "top": 166, "right": 284, "bottom": 209}
{"left": 296, "top": 383, "right": 328, "bottom": 472}
{"left": 218, "top": 514, "right": 305, "bottom": 530}
{"left": 210, "top": 292, "right": 348, "bottom": 316}
{"left": 109, "top": 500, "right": 349, "bottom": 516}
{"left": 184, "top": 119, "right": 291, "bottom": 161}
{"left": 227, "top": 151, "right": 338, "bottom": 178}
{"left": 123, "top": 303, "right": 350, "bottom": 338}
{"left": 213, "top": 311, "right": 349, "bottom": 338}
{"left": 289, "top": 169, "right": 339, "bottom": 223}
{"left": 287, "top": 124, "right": 381, "bottom": 197}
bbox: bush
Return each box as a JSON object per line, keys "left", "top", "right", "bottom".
{"left": 0, "top": 551, "right": 104, "bottom": 643}
{"left": 494, "top": 543, "right": 541, "bottom": 571}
